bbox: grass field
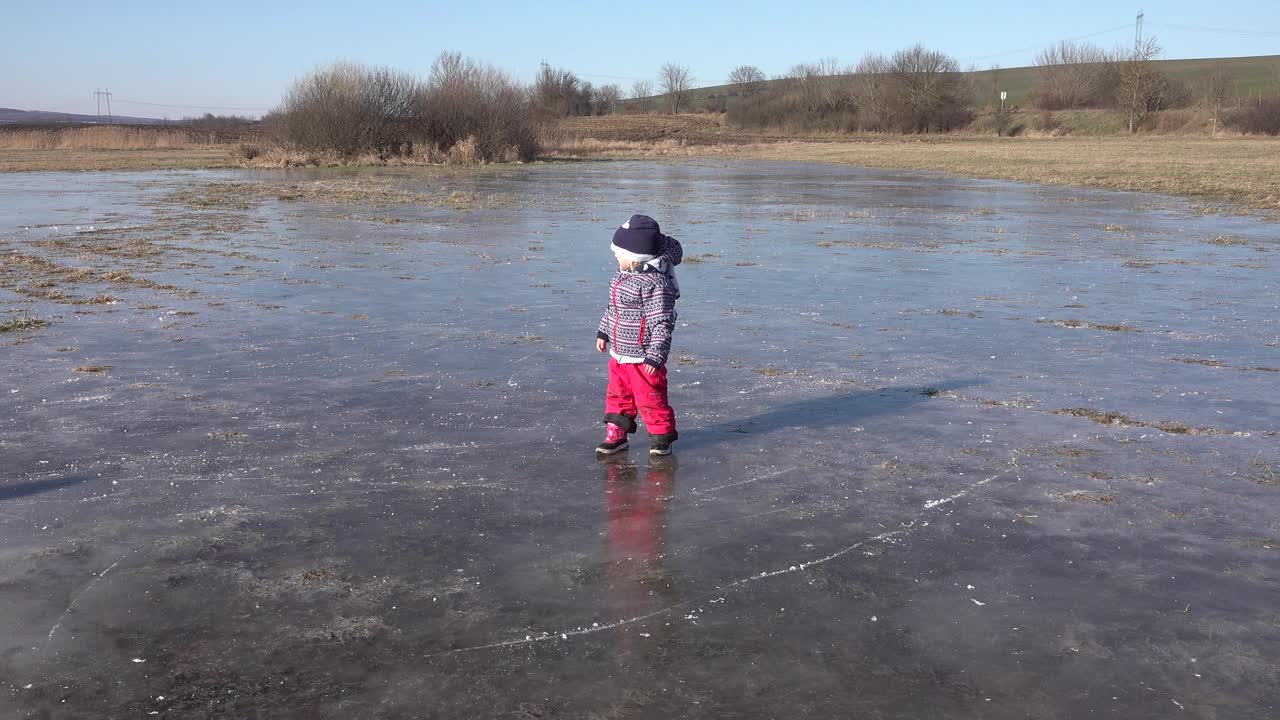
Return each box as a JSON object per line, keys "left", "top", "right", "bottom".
{"left": 677, "top": 54, "right": 1280, "bottom": 110}
{"left": 970, "top": 55, "right": 1280, "bottom": 108}
{"left": 735, "top": 136, "right": 1280, "bottom": 212}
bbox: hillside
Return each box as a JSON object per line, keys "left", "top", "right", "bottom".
{"left": 0, "top": 107, "right": 164, "bottom": 126}
{"left": 673, "top": 54, "right": 1280, "bottom": 110}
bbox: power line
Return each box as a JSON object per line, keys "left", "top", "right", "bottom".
{"left": 573, "top": 71, "right": 649, "bottom": 82}
{"left": 111, "top": 97, "right": 271, "bottom": 112}
{"left": 959, "top": 23, "right": 1134, "bottom": 63}
{"left": 1148, "top": 22, "right": 1280, "bottom": 38}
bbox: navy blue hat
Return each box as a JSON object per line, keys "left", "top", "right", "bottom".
{"left": 611, "top": 214, "right": 663, "bottom": 262}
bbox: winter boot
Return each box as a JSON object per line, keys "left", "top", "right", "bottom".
{"left": 648, "top": 431, "right": 678, "bottom": 456}
{"left": 596, "top": 422, "right": 630, "bottom": 455}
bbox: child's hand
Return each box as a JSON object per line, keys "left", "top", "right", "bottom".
{"left": 642, "top": 363, "right": 657, "bottom": 376}
{"left": 596, "top": 338, "right": 607, "bottom": 353}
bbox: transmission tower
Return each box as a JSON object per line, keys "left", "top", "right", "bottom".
{"left": 1135, "top": 10, "right": 1144, "bottom": 51}
{"left": 93, "top": 89, "right": 113, "bottom": 124}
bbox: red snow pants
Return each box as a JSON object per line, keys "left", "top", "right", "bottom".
{"left": 604, "top": 357, "right": 676, "bottom": 435}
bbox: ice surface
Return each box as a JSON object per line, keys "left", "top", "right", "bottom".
{"left": 1, "top": 161, "right": 1277, "bottom": 718}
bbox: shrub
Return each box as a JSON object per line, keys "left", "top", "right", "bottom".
{"left": 184, "top": 113, "right": 255, "bottom": 134}
{"left": 269, "top": 54, "right": 541, "bottom": 162}
{"left": 272, "top": 61, "right": 420, "bottom": 157}
{"left": 417, "top": 52, "right": 541, "bottom": 161}
{"left": 1035, "top": 110, "right": 1064, "bottom": 134}
{"left": 973, "top": 112, "right": 1024, "bottom": 136}
{"left": 1140, "top": 108, "right": 1207, "bottom": 134}
{"left": 533, "top": 65, "right": 614, "bottom": 117}
{"left": 1226, "top": 98, "right": 1280, "bottom": 135}
{"left": 236, "top": 143, "right": 261, "bottom": 160}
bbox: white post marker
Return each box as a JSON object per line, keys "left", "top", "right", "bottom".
{"left": 1000, "top": 91, "right": 1007, "bottom": 112}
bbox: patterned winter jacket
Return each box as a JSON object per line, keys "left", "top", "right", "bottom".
{"left": 596, "top": 236, "right": 683, "bottom": 368}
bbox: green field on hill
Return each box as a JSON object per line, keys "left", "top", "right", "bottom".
{"left": 672, "top": 54, "right": 1279, "bottom": 110}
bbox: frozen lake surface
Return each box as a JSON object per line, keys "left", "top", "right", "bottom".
{"left": 1, "top": 161, "right": 1277, "bottom": 718}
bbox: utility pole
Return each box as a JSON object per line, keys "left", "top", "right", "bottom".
{"left": 1128, "top": 11, "right": 1144, "bottom": 133}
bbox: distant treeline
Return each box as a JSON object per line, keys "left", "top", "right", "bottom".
{"left": 713, "top": 41, "right": 1279, "bottom": 135}
{"left": 256, "top": 54, "right": 705, "bottom": 161}
{"left": 102, "top": 44, "right": 1280, "bottom": 163}
{"left": 726, "top": 47, "right": 976, "bottom": 133}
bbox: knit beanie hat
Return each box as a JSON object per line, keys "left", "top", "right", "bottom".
{"left": 611, "top": 215, "right": 663, "bottom": 262}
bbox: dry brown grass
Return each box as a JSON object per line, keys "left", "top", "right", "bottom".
{"left": 733, "top": 137, "right": 1280, "bottom": 212}
{"left": 0, "top": 316, "right": 49, "bottom": 333}
{"left": 1251, "top": 456, "right": 1279, "bottom": 486}
{"left": 238, "top": 138, "right": 520, "bottom": 168}
{"left": 0, "top": 147, "right": 237, "bottom": 172}
{"left": 1052, "top": 407, "right": 1225, "bottom": 435}
{"left": 170, "top": 176, "right": 515, "bottom": 211}
{"left": 0, "top": 130, "right": 517, "bottom": 172}
{"left": 0, "top": 126, "right": 222, "bottom": 150}
{"left": 545, "top": 137, "right": 716, "bottom": 158}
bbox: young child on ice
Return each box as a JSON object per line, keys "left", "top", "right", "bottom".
{"left": 595, "top": 214, "right": 683, "bottom": 456}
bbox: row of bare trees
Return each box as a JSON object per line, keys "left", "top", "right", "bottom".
{"left": 531, "top": 62, "right": 695, "bottom": 115}
{"left": 726, "top": 46, "right": 976, "bottom": 133}
{"left": 1031, "top": 38, "right": 1278, "bottom": 133}
{"left": 269, "top": 54, "right": 540, "bottom": 161}
{"left": 269, "top": 49, "right": 1278, "bottom": 156}
{"left": 1031, "top": 38, "right": 1191, "bottom": 131}
{"left": 533, "top": 64, "right": 621, "bottom": 117}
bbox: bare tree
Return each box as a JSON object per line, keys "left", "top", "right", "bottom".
{"left": 1033, "top": 41, "right": 1120, "bottom": 110}
{"left": 1118, "top": 37, "right": 1163, "bottom": 133}
{"left": 534, "top": 64, "right": 581, "bottom": 117}
{"left": 783, "top": 58, "right": 849, "bottom": 114}
{"left": 987, "top": 64, "right": 1002, "bottom": 110}
{"left": 888, "top": 45, "right": 974, "bottom": 132}
{"left": 853, "top": 53, "right": 893, "bottom": 130}
{"left": 578, "top": 81, "right": 596, "bottom": 115}
{"left": 659, "top": 63, "right": 694, "bottom": 114}
{"left": 593, "top": 83, "right": 621, "bottom": 115}
{"left": 627, "top": 79, "right": 655, "bottom": 111}
{"left": 1199, "top": 67, "right": 1234, "bottom": 136}
{"left": 727, "top": 65, "right": 767, "bottom": 96}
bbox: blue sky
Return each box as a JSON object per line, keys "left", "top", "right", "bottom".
{"left": 4, "top": 0, "right": 1278, "bottom": 117}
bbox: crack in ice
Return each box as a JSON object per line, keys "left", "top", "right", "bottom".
{"left": 45, "top": 551, "right": 129, "bottom": 651}
{"left": 694, "top": 467, "right": 796, "bottom": 495}
{"left": 436, "top": 468, "right": 1015, "bottom": 655}
{"left": 922, "top": 473, "right": 1000, "bottom": 509}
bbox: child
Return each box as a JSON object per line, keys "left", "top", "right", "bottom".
{"left": 595, "top": 214, "right": 682, "bottom": 456}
